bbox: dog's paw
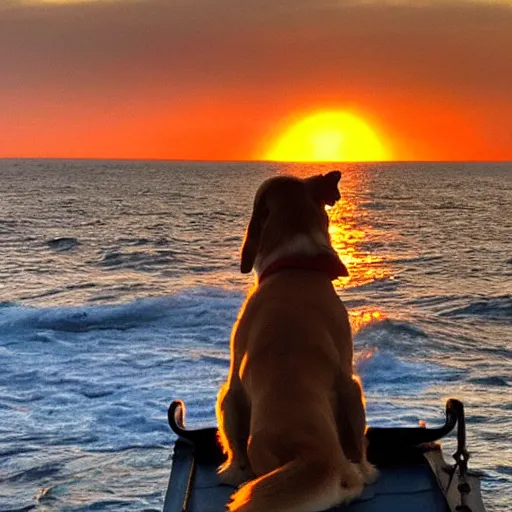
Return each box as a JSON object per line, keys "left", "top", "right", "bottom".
{"left": 357, "top": 460, "right": 379, "bottom": 485}
{"left": 338, "top": 463, "right": 365, "bottom": 504}
{"left": 340, "top": 462, "right": 365, "bottom": 489}
{"left": 217, "top": 462, "right": 254, "bottom": 487}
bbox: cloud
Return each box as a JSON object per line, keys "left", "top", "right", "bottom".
{"left": 1, "top": 0, "right": 510, "bottom": 98}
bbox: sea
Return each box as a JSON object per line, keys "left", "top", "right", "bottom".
{"left": 0, "top": 159, "right": 510, "bottom": 512}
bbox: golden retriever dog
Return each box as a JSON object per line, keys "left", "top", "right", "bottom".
{"left": 216, "top": 171, "right": 377, "bottom": 512}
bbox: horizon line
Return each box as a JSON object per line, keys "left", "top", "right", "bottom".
{"left": 1, "top": 157, "right": 511, "bottom": 164}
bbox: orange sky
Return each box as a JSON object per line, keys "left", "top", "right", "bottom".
{"left": 0, "top": 0, "right": 511, "bottom": 161}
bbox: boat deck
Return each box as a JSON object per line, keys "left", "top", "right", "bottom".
{"left": 165, "top": 437, "right": 449, "bottom": 512}
{"left": 163, "top": 399, "right": 486, "bottom": 512}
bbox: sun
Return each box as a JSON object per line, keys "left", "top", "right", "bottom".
{"left": 263, "top": 111, "right": 391, "bottom": 162}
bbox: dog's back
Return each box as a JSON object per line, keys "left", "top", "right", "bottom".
{"left": 236, "top": 270, "right": 353, "bottom": 377}
{"left": 229, "top": 271, "right": 364, "bottom": 512}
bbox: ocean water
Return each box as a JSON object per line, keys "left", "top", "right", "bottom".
{"left": 0, "top": 159, "right": 510, "bottom": 512}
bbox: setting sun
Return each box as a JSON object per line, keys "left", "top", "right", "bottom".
{"left": 264, "top": 111, "right": 391, "bottom": 162}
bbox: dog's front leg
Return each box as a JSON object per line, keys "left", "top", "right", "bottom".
{"left": 216, "top": 378, "right": 253, "bottom": 487}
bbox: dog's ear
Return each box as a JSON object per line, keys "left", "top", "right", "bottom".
{"left": 305, "top": 170, "right": 341, "bottom": 206}
{"left": 240, "top": 198, "right": 268, "bottom": 273}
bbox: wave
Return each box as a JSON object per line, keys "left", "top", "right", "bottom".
{"left": 115, "top": 237, "right": 170, "bottom": 247}
{"left": 355, "top": 348, "right": 454, "bottom": 393}
{"left": 439, "top": 294, "right": 512, "bottom": 320}
{"left": 346, "top": 277, "right": 400, "bottom": 293}
{"left": 0, "top": 287, "right": 243, "bottom": 335}
{"left": 355, "top": 317, "right": 428, "bottom": 347}
{"left": 467, "top": 376, "right": 510, "bottom": 387}
{"left": 46, "top": 237, "right": 80, "bottom": 252}
{"left": 94, "top": 248, "right": 178, "bottom": 271}
{"left": 354, "top": 318, "right": 459, "bottom": 392}
{"left": 387, "top": 255, "right": 443, "bottom": 265}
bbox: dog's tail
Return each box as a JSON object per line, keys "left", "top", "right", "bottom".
{"left": 226, "top": 456, "right": 363, "bottom": 512}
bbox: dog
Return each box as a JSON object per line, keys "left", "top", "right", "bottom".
{"left": 215, "top": 171, "right": 377, "bottom": 512}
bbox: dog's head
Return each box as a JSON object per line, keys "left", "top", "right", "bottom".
{"left": 240, "top": 171, "right": 343, "bottom": 275}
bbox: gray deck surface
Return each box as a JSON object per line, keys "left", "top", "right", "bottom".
{"left": 164, "top": 439, "right": 449, "bottom": 512}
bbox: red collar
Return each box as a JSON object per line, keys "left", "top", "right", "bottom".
{"left": 258, "top": 253, "right": 349, "bottom": 284}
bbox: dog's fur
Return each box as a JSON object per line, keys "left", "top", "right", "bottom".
{"left": 216, "top": 172, "right": 377, "bottom": 512}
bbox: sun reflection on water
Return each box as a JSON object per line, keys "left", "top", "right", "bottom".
{"left": 328, "top": 193, "right": 390, "bottom": 290}
{"left": 325, "top": 167, "right": 392, "bottom": 332}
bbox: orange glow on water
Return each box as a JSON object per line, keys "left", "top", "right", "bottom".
{"left": 350, "top": 310, "right": 384, "bottom": 334}
{"left": 329, "top": 222, "right": 389, "bottom": 288}
{"left": 323, "top": 168, "right": 390, "bottom": 328}
{"left": 326, "top": 175, "right": 391, "bottom": 289}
